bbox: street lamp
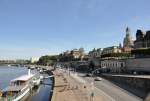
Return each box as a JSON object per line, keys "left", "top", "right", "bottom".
{"left": 90, "top": 82, "right": 94, "bottom": 101}
{"left": 90, "top": 67, "right": 103, "bottom": 101}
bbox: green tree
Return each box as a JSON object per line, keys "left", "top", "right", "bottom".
{"left": 37, "top": 55, "right": 58, "bottom": 66}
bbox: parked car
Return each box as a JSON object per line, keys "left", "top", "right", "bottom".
{"left": 85, "top": 73, "right": 92, "bottom": 77}
{"left": 94, "top": 77, "right": 102, "bottom": 81}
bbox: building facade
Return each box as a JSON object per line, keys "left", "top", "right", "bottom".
{"left": 134, "top": 30, "right": 150, "bottom": 49}
{"left": 101, "top": 59, "right": 125, "bottom": 73}
{"left": 88, "top": 48, "right": 103, "bottom": 58}
{"left": 59, "top": 48, "right": 85, "bottom": 61}
{"left": 70, "top": 48, "right": 84, "bottom": 59}
{"left": 30, "top": 57, "right": 39, "bottom": 63}
{"left": 102, "top": 46, "right": 122, "bottom": 55}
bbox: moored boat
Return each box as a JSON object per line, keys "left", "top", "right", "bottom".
{"left": 1, "top": 69, "right": 40, "bottom": 101}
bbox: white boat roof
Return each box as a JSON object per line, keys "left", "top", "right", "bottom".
{"left": 11, "top": 74, "right": 34, "bottom": 82}
{"left": 2, "top": 85, "right": 25, "bottom": 92}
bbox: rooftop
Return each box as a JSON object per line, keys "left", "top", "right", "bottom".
{"left": 11, "top": 74, "right": 34, "bottom": 82}
{"left": 2, "top": 85, "right": 25, "bottom": 92}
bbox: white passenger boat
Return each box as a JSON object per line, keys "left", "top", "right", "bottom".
{"left": 1, "top": 69, "right": 40, "bottom": 101}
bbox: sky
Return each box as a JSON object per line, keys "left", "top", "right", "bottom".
{"left": 0, "top": 0, "right": 150, "bottom": 60}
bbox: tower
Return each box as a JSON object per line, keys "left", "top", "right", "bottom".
{"left": 119, "top": 43, "right": 122, "bottom": 49}
{"left": 126, "top": 27, "right": 130, "bottom": 36}
{"left": 123, "top": 27, "right": 134, "bottom": 48}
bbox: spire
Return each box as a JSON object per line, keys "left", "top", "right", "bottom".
{"left": 123, "top": 27, "right": 134, "bottom": 48}
{"left": 126, "top": 27, "right": 130, "bottom": 32}
{"left": 126, "top": 27, "right": 131, "bottom": 36}
{"left": 119, "top": 43, "right": 122, "bottom": 48}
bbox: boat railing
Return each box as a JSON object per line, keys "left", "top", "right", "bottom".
{"left": 0, "top": 84, "right": 33, "bottom": 101}
{"left": 0, "top": 88, "right": 29, "bottom": 101}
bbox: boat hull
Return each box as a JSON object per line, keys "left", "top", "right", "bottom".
{"left": 13, "top": 88, "right": 30, "bottom": 101}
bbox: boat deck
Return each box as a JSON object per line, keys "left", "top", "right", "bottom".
{"left": 3, "top": 85, "right": 26, "bottom": 92}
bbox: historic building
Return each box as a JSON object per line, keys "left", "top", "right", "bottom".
{"left": 59, "top": 48, "right": 85, "bottom": 61}
{"left": 134, "top": 30, "right": 150, "bottom": 49}
{"left": 88, "top": 48, "right": 103, "bottom": 58}
{"left": 102, "top": 46, "right": 122, "bottom": 55}
{"left": 30, "top": 57, "right": 39, "bottom": 63}
{"left": 101, "top": 59, "right": 125, "bottom": 73}
{"left": 70, "top": 48, "right": 84, "bottom": 59}
{"left": 122, "top": 27, "right": 134, "bottom": 53}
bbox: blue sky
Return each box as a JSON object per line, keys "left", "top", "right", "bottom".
{"left": 0, "top": 0, "right": 150, "bottom": 60}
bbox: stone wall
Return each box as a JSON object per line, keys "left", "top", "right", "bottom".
{"left": 125, "top": 58, "right": 150, "bottom": 72}
{"left": 102, "top": 74, "right": 150, "bottom": 99}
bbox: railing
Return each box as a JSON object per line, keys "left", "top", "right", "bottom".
{"left": 0, "top": 85, "right": 32, "bottom": 101}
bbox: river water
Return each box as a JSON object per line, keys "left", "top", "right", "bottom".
{"left": 0, "top": 66, "right": 52, "bottom": 101}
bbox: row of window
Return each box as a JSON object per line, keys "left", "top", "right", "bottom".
{"left": 102, "top": 49, "right": 122, "bottom": 55}
{"left": 89, "top": 52, "right": 102, "bottom": 57}
{"left": 101, "top": 61, "right": 125, "bottom": 68}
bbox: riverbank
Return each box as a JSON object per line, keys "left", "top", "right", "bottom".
{"left": 25, "top": 69, "right": 53, "bottom": 101}
{"left": 45, "top": 70, "right": 55, "bottom": 101}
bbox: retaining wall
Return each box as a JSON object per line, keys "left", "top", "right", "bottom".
{"left": 102, "top": 74, "right": 150, "bottom": 99}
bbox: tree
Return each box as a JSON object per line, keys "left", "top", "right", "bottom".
{"left": 89, "top": 61, "right": 95, "bottom": 72}
{"left": 37, "top": 55, "right": 58, "bottom": 66}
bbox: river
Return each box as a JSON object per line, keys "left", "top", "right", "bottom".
{"left": 0, "top": 66, "right": 52, "bottom": 101}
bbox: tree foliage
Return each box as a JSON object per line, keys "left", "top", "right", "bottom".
{"left": 37, "top": 55, "right": 58, "bottom": 66}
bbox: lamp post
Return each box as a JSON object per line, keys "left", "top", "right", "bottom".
{"left": 90, "top": 67, "right": 105, "bottom": 101}
{"left": 90, "top": 82, "right": 94, "bottom": 101}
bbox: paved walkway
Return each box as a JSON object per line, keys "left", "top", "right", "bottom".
{"left": 51, "top": 70, "right": 103, "bottom": 101}
{"left": 103, "top": 73, "right": 150, "bottom": 79}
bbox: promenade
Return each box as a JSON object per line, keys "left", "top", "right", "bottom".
{"left": 51, "top": 70, "right": 103, "bottom": 101}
